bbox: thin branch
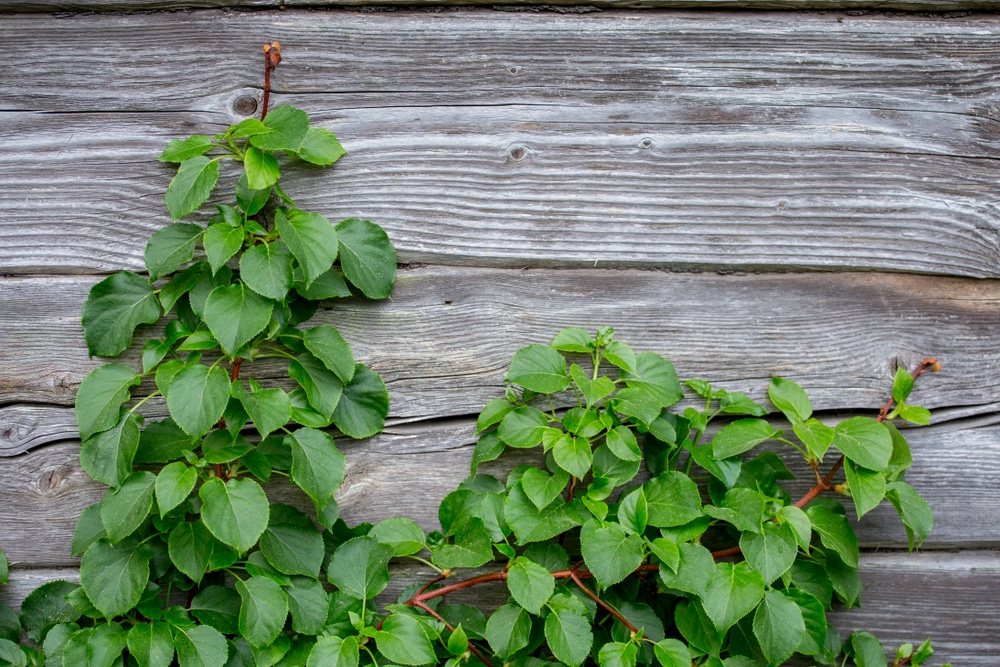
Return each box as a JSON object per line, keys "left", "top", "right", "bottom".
{"left": 568, "top": 569, "right": 638, "bottom": 634}
{"left": 411, "top": 600, "right": 494, "bottom": 667}
{"left": 261, "top": 42, "right": 281, "bottom": 121}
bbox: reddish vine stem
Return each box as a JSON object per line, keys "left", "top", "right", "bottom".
{"left": 261, "top": 42, "right": 281, "bottom": 121}
{"left": 411, "top": 600, "right": 495, "bottom": 667}
{"left": 568, "top": 569, "right": 638, "bottom": 634}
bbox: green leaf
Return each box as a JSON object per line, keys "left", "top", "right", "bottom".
{"left": 260, "top": 504, "right": 324, "bottom": 577}
{"left": 169, "top": 520, "right": 236, "bottom": 585}
{"left": 432, "top": 518, "right": 495, "bottom": 569}
{"left": 711, "top": 419, "right": 781, "bottom": 459}
{"left": 507, "top": 557, "right": 555, "bottom": 614}
{"left": 241, "top": 242, "right": 294, "bottom": 300}
{"left": 160, "top": 263, "right": 208, "bottom": 315}
{"left": 251, "top": 106, "right": 310, "bottom": 152}
{"left": 276, "top": 210, "right": 339, "bottom": 288}
{"left": 603, "top": 339, "right": 637, "bottom": 374}
{"left": 791, "top": 559, "right": 834, "bottom": 610}
{"left": 128, "top": 622, "right": 175, "bottom": 667}
{"left": 307, "top": 635, "right": 358, "bottom": 667}
{"left": 612, "top": 387, "right": 662, "bottom": 426}
{"left": 18, "top": 581, "right": 79, "bottom": 643}
{"left": 521, "top": 466, "right": 570, "bottom": 511}
{"left": 806, "top": 505, "right": 859, "bottom": 568}
{"left": 233, "top": 381, "right": 291, "bottom": 438}
{"left": 327, "top": 536, "right": 393, "bottom": 599}
{"left": 897, "top": 404, "right": 931, "bottom": 426}
{"left": 375, "top": 613, "right": 436, "bottom": 665}
{"left": 286, "top": 427, "right": 346, "bottom": 504}
{"left": 199, "top": 477, "right": 270, "bottom": 553}
{"left": 580, "top": 520, "right": 644, "bottom": 589}
{"left": 739, "top": 521, "right": 798, "bottom": 585}
{"left": 75, "top": 363, "right": 141, "bottom": 441}
{"left": 71, "top": 505, "right": 105, "bottom": 557}
{"left": 892, "top": 367, "right": 914, "bottom": 404}
{"left": 447, "top": 624, "right": 469, "bottom": 657}
{"left": 136, "top": 418, "right": 196, "bottom": 464}
{"left": 850, "top": 631, "right": 888, "bottom": 667}
{"left": 783, "top": 588, "right": 827, "bottom": 656}
{"left": 69, "top": 622, "right": 127, "bottom": 667}
{"left": 701, "top": 562, "right": 765, "bottom": 634}
{"left": 768, "top": 377, "right": 812, "bottom": 423}
{"left": 80, "top": 539, "right": 151, "bottom": 617}
{"left": 606, "top": 425, "right": 642, "bottom": 461}
{"left": 485, "top": 603, "right": 533, "bottom": 658}
{"left": 793, "top": 418, "right": 835, "bottom": 461}
{"left": 295, "top": 267, "right": 352, "bottom": 300}
{"left": 886, "top": 481, "right": 934, "bottom": 550}
{"left": 303, "top": 325, "right": 355, "bottom": 385}
{"left": 752, "top": 590, "right": 805, "bottom": 665}
{"left": 203, "top": 223, "right": 245, "bottom": 276}
{"left": 289, "top": 353, "right": 345, "bottom": 420}
{"left": 244, "top": 146, "right": 281, "bottom": 190}
{"left": 844, "top": 462, "right": 887, "bottom": 519}
{"left": 335, "top": 218, "right": 397, "bottom": 299}
{"left": 166, "top": 363, "right": 231, "bottom": 437}
{"left": 476, "top": 398, "right": 513, "bottom": 433}
{"left": 644, "top": 471, "right": 703, "bottom": 527}
{"left": 297, "top": 126, "right": 346, "bottom": 166}
{"left": 621, "top": 352, "right": 683, "bottom": 407}
{"left": 101, "top": 470, "right": 156, "bottom": 542}
{"left": 544, "top": 608, "right": 593, "bottom": 667}
{"left": 166, "top": 156, "right": 220, "bottom": 219}
{"left": 505, "top": 484, "right": 587, "bottom": 544}
{"left": 145, "top": 223, "right": 203, "bottom": 280}
{"left": 0, "top": 551, "right": 6, "bottom": 587}
{"left": 142, "top": 338, "right": 171, "bottom": 373}
{"left": 159, "top": 136, "right": 213, "bottom": 163}
{"left": 498, "top": 406, "right": 549, "bottom": 448}
{"left": 658, "top": 542, "right": 715, "bottom": 599}
{"left": 285, "top": 577, "right": 329, "bottom": 635}
{"left": 619, "top": 487, "right": 649, "bottom": 535}
{"left": 230, "top": 118, "right": 272, "bottom": 139}
{"left": 370, "top": 517, "right": 427, "bottom": 557}
{"left": 189, "top": 586, "right": 241, "bottom": 634}
{"left": 552, "top": 433, "right": 592, "bottom": 478}
{"left": 777, "top": 505, "right": 812, "bottom": 553}
{"left": 552, "top": 327, "right": 593, "bottom": 352}
{"left": 832, "top": 417, "right": 892, "bottom": 471}
{"left": 80, "top": 412, "right": 140, "bottom": 488}
{"left": 653, "top": 638, "right": 691, "bottom": 667}
{"left": 172, "top": 624, "right": 228, "bottom": 667}
{"left": 236, "top": 576, "right": 288, "bottom": 647}
{"left": 718, "top": 391, "right": 768, "bottom": 417}
{"left": 506, "top": 344, "right": 570, "bottom": 394}
{"left": 570, "top": 364, "right": 615, "bottom": 407}
{"left": 332, "top": 364, "right": 390, "bottom": 439}
{"left": 82, "top": 271, "right": 161, "bottom": 357}
{"left": 236, "top": 173, "right": 271, "bottom": 216}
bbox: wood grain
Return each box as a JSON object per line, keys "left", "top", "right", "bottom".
{"left": 3, "top": 11, "right": 1000, "bottom": 274}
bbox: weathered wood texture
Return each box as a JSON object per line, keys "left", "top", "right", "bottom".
{"left": 3, "top": 553, "right": 999, "bottom": 665}
{"left": 3, "top": 11, "right": 1000, "bottom": 274}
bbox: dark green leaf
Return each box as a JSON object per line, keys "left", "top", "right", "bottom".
{"left": 369, "top": 517, "right": 426, "bottom": 557}
{"left": 80, "top": 412, "right": 140, "bottom": 488}
{"left": 303, "top": 325, "right": 355, "bottom": 385}
{"left": 18, "top": 581, "right": 79, "bottom": 643}
{"left": 289, "top": 353, "right": 345, "bottom": 420}
{"left": 850, "top": 631, "right": 888, "bottom": 667}
{"left": 752, "top": 590, "right": 805, "bottom": 665}
{"left": 832, "top": 417, "right": 892, "bottom": 471}
{"left": 806, "top": 505, "right": 859, "bottom": 568}
{"left": 844, "top": 462, "right": 887, "bottom": 519}
{"left": 506, "top": 344, "right": 570, "bottom": 394}
{"left": 199, "top": 477, "right": 270, "bottom": 553}
{"left": 170, "top": 520, "right": 236, "bottom": 585}
{"left": 136, "top": 418, "right": 196, "bottom": 464}
{"left": 128, "top": 622, "right": 175, "bottom": 667}
{"left": 768, "top": 377, "right": 812, "bottom": 423}
{"left": 778, "top": 505, "right": 812, "bottom": 553}
{"left": 294, "top": 267, "right": 352, "bottom": 300}
{"left": 276, "top": 210, "right": 339, "bottom": 288}
{"left": 203, "top": 223, "right": 245, "bottom": 276}
{"left": 0, "top": 552, "right": 6, "bottom": 588}
{"left": 783, "top": 588, "right": 827, "bottom": 656}
{"left": 701, "top": 562, "right": 765, "bottom": 634}
{"left": 166, "top": 156, "right": 220, "bottom": 219}
{"left": 621, "top": 352, "right": 682, "bottom": 407}
{"left": 485, "top": 604, "right": 532, "bottom": 658}
{"left": 644, "top": 471, "right": 703, "bottom": 527}
{"left": 166, "top": 363, "right": 231, "bottom": 437}
{"left": 71, "top": 504, "right": 106, "bottom": 557}
{"left": 375, "top": 613, "right": 436, "bottom": 666}
{"left": 251, "top": 106, "right": 310, "bottom": 152}
{"left": 142, "top": 338, "right": 171, "bottom": 373}
{"left": 739, "top": 521, "right": 798, "bottom": 585}
{"left": 791, "top": 559, "right": 834, "bottom": 610}
{"left": 508, "top": 557, "right": 555, "bottom": 615}
{"left": 233, "top": 381, "right": 291, "bottom": 438}
{"left": 307, "top": 635, "right": 358, "bottom": 667}
{"left": 711, "top": 419, "right": 781, "bottom": 459}
{"left": 244, "top": 146, "right": 281, "bottom": 190}
{"left": 145, "top": 223, "right": 203, "bottom": 280}
{"left": 653, "top": 638, "right": 691, "bottom": 667}
{"left": 82, "top": 272, "right": 161, "bottom": 357}
{"left": 101, "top": 470, "right": 156, "bottom": 542}
{"left": 332, "top": 364, "right": 390, "bottom": 439}
{"left": 334, "top": 218, "right": 396, "bottom": 299}
{"left": 285, "top": 577, "right": 329, "bottom": 635}
{"left": 580, "top": 520, "right": 644, "bottom": 589}
{"left": 159, "top": 136, "right": 213, "bottom": 163}
{"left": 190, "top": 586, "right": 241, "bottom": 634}
{"left": 236, "top": 576, "right": 288, "bottom": 647}
{"left": 297, "top": 127, "right": 346, "bottom": 166}
{"left": 327, "top": 536, "right": 392, "bottom": 600}
{"left": 261, "top": 504, "right": 324, "bottom": 577}
{"left": 75, "top": 362, "right": 141, "bottom": 441}
{"left": 172, "top": 624, "right": 228, "bottom": 667}
{"left": 619, "top": 487, "right": 648, "bottom": 535}
{"left": 432, "top": 518, "right": 494, "bottom": 569}
{"left": 240, "top": 242, "right": 294, "bottom": 300}
{"left": 286, "top": 427, "right": 346, "bottom": 504}
{"left": 552, "top": 433, "right": 592, "bottom": 478}
{"left": 189, "top": 265, "right": 232, "bottom": 319}
{"left": 544, "top": 608, "right": 593, "bottom": 667}
{"left": 80, "top": 539, "right": 151, "bottom": 617}
{"left": 886, "top": 481, "right": 934, "bottom": 551}
{"left": 236, "top": 173, "right": 271, "bottom": 217}
{"left": 658, "top": 542, "right": 715, "bottom": 599}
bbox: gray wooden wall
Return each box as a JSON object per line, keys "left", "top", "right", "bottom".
{"left": 2, "top": 2, "right": 999, "bottom": 663}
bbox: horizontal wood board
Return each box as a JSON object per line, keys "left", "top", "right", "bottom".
{"left": 3, "top": 10, "right": 1000, "bottom": 274}
{"left": 2, "top": 553, "right": 999, "bottom": 665}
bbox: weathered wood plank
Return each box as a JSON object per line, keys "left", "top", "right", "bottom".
{"left": 2, "top": 554, "right": 998, "bottom": 665}
{"left": 1, "top": 269, "right": 996, "bottom": 418}
{"left": 1, "top": 408, "right": 996, "bottom": 567}
{"left": 3, "top": 11, "right": 1000, "bottom": 275}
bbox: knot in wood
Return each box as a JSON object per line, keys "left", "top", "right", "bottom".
{"left": 233, "top": 95, "right": 259, "bottom": 117}
{"left": 509, "top": 146, "right": 526, "bottom": 160}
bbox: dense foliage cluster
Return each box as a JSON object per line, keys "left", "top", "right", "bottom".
{"left": 0, "top": 50, "right": 950, "bottom": 667}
